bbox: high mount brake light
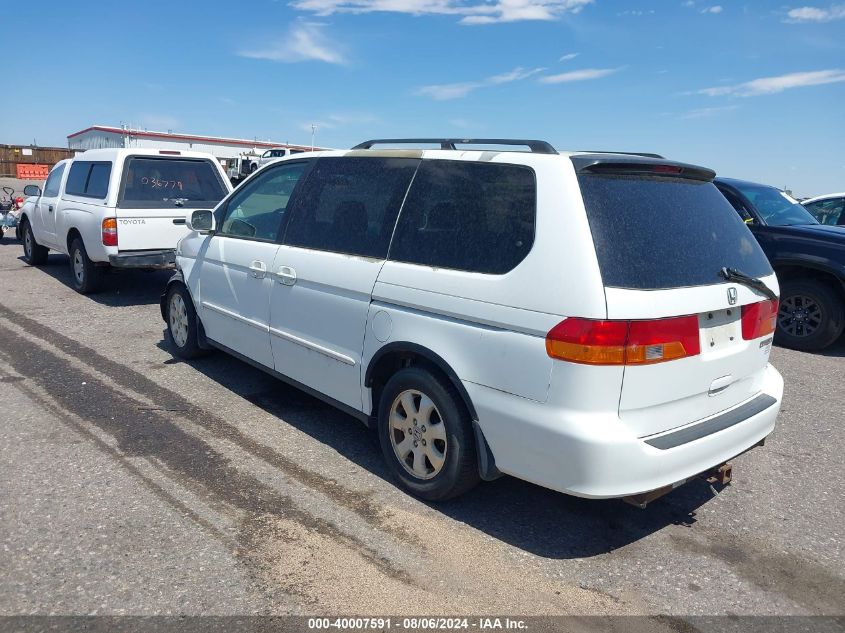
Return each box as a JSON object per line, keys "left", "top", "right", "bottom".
{"left": 546, "top": 316, "right": 701, "bottom": 365}
{"left": 102, "top": 218, "right": 118, "bottom": 246}
{"left": 652, "top": 165, "right": 683, "bottom": 174}
{"left": 741, "top": 299, "right": 779, "bottom": 340}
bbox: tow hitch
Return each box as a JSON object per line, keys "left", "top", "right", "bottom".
{"left": 623, "top": 461, "right": 733, "bottom": 509}
{"left": 704, "top": 462, "right": 732, "bottom": 486}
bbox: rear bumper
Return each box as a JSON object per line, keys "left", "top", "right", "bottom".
{"left": 468, "top": 363, "right": 783, "bottom": 499}
{"left": 109, "top": 249, "right": 175, "bottom": 269}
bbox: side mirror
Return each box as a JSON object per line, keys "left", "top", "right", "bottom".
{"left": 186, "top": 209, "right": 215, "bottom": 234}
{"left": 23, "top": 185, "right": 41, "bottom": 197}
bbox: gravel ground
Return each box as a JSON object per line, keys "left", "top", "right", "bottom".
{"left": 0, "top": 236, "right": 842, "bottom": 622}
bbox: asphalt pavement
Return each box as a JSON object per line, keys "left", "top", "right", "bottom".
{"left": 0, "top": 234, "right": 842, "bottom": 621}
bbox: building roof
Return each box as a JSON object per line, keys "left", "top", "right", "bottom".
{"left": 67, "top": 125, "right": 312, "bottom": 150}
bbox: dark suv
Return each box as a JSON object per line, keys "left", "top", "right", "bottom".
{"left": 715, "top": 177, "right": 845, "bottom": 351}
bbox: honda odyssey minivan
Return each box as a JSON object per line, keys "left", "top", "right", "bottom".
{"left": 161, "top": 139, "right": 783, "bottom": 504}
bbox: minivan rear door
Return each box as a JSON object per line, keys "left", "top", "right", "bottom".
{"left": 575, "top": 158, "right": 778, "bottom": 439}
{"left": 116, "top": 156, "right": 229, "bottom": 251}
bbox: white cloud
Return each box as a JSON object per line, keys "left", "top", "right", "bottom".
{"left": 290, "top": 0, "right": 593, "bottom": 24}
{"left": 784, "top": 4, "right": 845, "bottom": 22}
{"left": 538, "top": 67, "right": 621, "bottom": 84}
{"left": 698, "top": 69, "right": 845, "bottom": 96}
{"left": 238, "top": 22, "right": 345, "bottom": 64}
{"left": 559, "top": 52, "right": 579, "bottom": 61}
{"left": 416, "top": 66, "right": 545, "bottom": 99}
{"left": 679, "top": 105, "right": 738, "bottom": 119}
{"left": 700, "top": 5, "right": 722, "bottom": 13}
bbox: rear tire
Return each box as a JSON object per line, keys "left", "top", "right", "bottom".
{"left": 68, "top": 238, "right": 104, "bottom": 294}
{"left": 22, "top": 220, "right": 48, "bottom": 265}
{"left": 378, "top": 367, "right": 480, "bottom": 501}
{"left": 776, "top": 279, "right": 844, "bottom": 351}
{"left": 165, "top": 283, "right": 205, "bottom": 359}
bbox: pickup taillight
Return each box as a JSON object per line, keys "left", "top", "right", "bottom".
{"left": 102, "top": 218, "right": 118, "bottom": 246}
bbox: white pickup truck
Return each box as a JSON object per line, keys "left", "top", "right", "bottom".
{"left": 248, "top": 147, "right": 308, "bottom": 173}
{"left": 20, "top": 148, "right": 231, "bottom": 293}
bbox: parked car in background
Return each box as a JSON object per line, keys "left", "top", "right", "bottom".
{"left": 19, "top": 148, "right": 231, "bottom": 294}
{"left": 248, "top": 147, "right": 308, "bottom": 173}
{"left": 715, "top": 177, "right": 845, "bottom": 351}
{"left": 162, "top": 139, "right": 783, "bottom": 505}
{"left": 802, "top": 193, "right": 845, "bottom": 226}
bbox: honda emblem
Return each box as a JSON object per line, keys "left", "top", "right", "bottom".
{"left": 727, "top": 287, "right": 738, "bottom": 305}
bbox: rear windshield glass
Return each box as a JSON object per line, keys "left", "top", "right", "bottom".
{"left": 578, "top": 174, "right": 773, "bottom": 289}
{"left": 119, "top": 157, "right": 226, "bottom": 208}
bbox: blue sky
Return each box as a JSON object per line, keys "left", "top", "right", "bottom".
{"left": 2, "top": 0, "right": 844, "bottom": 196}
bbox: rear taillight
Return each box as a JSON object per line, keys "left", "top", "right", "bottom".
{"left": 102, "top": 218, "right": 118, "bottom": 246}
{"left": 741, "top": 299, "right": 778, "bottom": 340}
{"left": 546, "top": 316, "right": 701, "bottom": 365}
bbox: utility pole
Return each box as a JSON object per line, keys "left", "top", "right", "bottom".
{"left": 311, "top": 124, "right": 317, "bottom": 151}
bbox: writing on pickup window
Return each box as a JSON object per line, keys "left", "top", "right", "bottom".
{"left": 141, "top": 177, "right": 183, "bottom": 190}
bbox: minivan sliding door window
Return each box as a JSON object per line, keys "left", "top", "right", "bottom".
{"left": 282, "top": 157, "right": 420, "bottom": 258}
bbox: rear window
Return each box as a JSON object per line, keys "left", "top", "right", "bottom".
{"left": 389, "top": 160, "right": 536, "bottom": 274}
{"left": 578, "top": 174, "right": 773, "bottom": 289}
{"left": 119, "top": 157, "right": 227, "bottom": 208}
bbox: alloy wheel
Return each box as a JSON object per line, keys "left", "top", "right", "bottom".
{"left": 778, "top": 294, "right": 822, "bottom": 338}
{"left": 169, "top": 293, "right": 190, "bottom": 348}
{"left": 389, "top": 389, "right": 448, "bottom": 480}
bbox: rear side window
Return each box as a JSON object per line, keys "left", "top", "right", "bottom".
{"left": 389, "top": 160, "right": 536, "bottom": 274}
{"left": 578, "top": 175, "right": 773, "bottom": 290}
{"left": 65, "top": 161, "right": 112, "bottom": 199}
{"left": 284, "top": 157, "right": 419, "bottom": 258}
{"left": 119, "top": 157, "right": 227, "bottom": 208}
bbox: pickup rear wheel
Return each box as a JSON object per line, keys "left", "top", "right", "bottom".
{"left": 165, "top": 284, "right": 204, "bottom": 359}
{"left": 22, "top": 220, "right": 48, "bottom": 265}
{"left": 776, "top": 279, "right": 845, "bottom": 351}
{"left": 68, "top": 238, "right": 104, "bottom": 294}
{"left": 378, "top": 367, "right": 479, "bottom": 501}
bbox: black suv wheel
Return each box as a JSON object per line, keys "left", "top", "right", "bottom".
{"left": 776, "top": 279, "right": 844, "bottom": 351}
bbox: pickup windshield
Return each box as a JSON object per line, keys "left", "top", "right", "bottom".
{"left": 731, "top": 182, "right": 818, "bottom": 227}
{"left": 119, "top": 157, "right": 227, "bottom": 209}
{"left": 578, "top": 174, "right": 773, "bottom": 290}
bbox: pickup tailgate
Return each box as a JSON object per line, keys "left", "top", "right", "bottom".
{"left": 115, "top": 156, "right": 228, "bottom": 251}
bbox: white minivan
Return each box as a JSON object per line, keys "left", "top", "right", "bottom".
{"left": 162, "top": 139, "right": 783, "bottom": 504}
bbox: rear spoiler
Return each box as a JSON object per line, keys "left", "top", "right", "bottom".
{"left": 571, "top": 154, "right": 716, "bottom": 182}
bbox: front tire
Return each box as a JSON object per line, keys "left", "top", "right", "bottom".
{"left": 22, "top": 220, "right": 48, "bottom": 265}
{"left": 378, "top": 367, "right": 479, "bottom": 501}
{"left": 68, "top": 238, "right": 104, "bottom": 294}
{"left": 776, "top": 279, "right": 845, "bottom": 351}
{"left": 165, "top": 284, "right": 204, "bottom": 359}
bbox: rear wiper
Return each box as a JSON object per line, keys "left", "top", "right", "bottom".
{"left": 719, "top": 267, "right": 778, "bottom": 301}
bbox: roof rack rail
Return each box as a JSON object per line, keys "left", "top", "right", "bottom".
{"left": 352, "top": 138, "right": 558, "bottom": 154}
{"left": 578, "top": 150, "right": 665, "bottom": 159}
